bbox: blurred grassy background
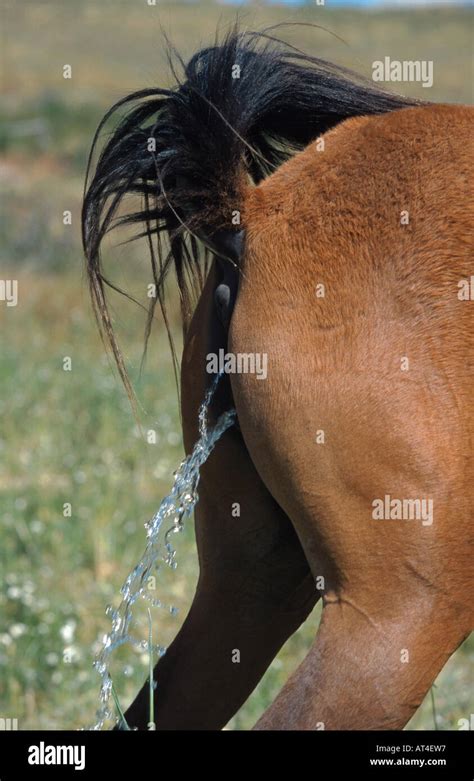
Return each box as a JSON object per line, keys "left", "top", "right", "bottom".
{"left": 1, "top": 0, "right": 472, "bottom": 730}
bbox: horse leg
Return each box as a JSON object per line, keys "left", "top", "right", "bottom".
{"left": 229, "top": 368, "right": 473, "bottom": 731}
{"left": 228, "top": 314, "right": 473, "bottom": 730}
{"left": 124, "top": 264, "right": 317, "bottom": 729}
{"left": 255, "top": 576, "right": 471, "bottom": 729}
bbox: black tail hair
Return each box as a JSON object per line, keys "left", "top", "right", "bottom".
{"left": 82, "top": 25, "right": 418, "bottom": 400}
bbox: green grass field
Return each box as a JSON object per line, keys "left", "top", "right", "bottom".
{"left": 1, "top": 1, "right": 473, "bottom": 730}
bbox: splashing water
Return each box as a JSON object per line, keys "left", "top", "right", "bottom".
{"left": 91, "top": 372, "right": 236, "bottom": 729}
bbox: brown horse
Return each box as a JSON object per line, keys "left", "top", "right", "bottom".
{"left": 82, "top": 28, "right": 473, "bottom": 730}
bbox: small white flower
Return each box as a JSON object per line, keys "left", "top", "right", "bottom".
{"left": 60, "top": 620, "right": 76, "bottom": 643}
{"left": 9, "top": 623, "right": 26, "bottom": 638}
{"left": 63, "top": 645, "right": 79, "bottom": 663}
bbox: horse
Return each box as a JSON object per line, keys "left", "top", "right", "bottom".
{"left": 82, "top": 27, "right": 473, "bottom": 730}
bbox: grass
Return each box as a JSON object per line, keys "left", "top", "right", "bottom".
{"left": 111, "top": 683, "right": 130, "bottom": 732}
{"left": 147, "top": 609, "right": 155, "bottom": 731}
{"left": 1, "top": 0, "right": 473, "bottom": 731}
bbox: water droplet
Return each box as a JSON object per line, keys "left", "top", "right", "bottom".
{"left": 90, "top": 373, "right": 236, "bottom": 729}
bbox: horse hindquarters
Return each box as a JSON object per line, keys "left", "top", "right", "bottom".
{"left": 230, "top": 257, "right": 473, "bottom": 730}
{"left": 229, "top": 105, "right": 474, "bottom": 729}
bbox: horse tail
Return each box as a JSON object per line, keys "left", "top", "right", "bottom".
{"left": 82, "top": 25, "right": 418, "bottom": 398}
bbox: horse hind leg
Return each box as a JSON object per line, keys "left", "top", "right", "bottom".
{"left": 254, "top": 561, "right": 472, "bottom": 730}
{"left": 229, "top": 366, "right": 473, "bottom": 729}
{"left": 124, "top": 264, "right": 318, "bottom": 730}
{"left": 229, "top": 359, "right": 473, "bottom": 730}
{"left": 228, "top": 267, "right": 473, "bottom": 730}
